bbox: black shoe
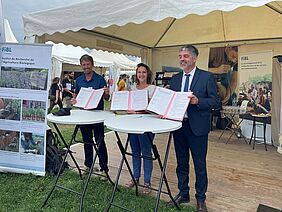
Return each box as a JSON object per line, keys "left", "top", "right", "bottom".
{"left": 197, "top": 201, "right": 208, "bottom": 212}
{"left": 167, "top": 193, "right": 190, "bottom": 206}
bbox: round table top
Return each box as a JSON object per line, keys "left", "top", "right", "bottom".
{"left": 46, "top": 109, "right": 114, "bottom": 125}
{"left": 104, "top": 114, "right": 182, "bottom": 134}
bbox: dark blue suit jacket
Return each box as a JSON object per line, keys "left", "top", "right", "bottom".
{"left": 169, "top": 68, "right": 220, "bottom": 136}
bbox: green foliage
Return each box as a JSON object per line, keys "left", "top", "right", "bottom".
{"left": 0, "top": 171, "right": 195, "bottom": 212}
{"left": 249, "top": 74, "right": 272, "bottom": 84}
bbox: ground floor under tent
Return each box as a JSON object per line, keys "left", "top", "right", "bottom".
{"left": 67, "top": 129, "right": 282, "bottom": 212}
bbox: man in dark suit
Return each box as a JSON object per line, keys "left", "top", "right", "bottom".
{"left": 168, "top": 45, "right": 220, "bottom": 212}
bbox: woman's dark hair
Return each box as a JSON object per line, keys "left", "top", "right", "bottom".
{"left": 52, "top": 77, "right": 60, "bottom": 85}
{"left": 80, "top": 54, "right": 94, "bottom": 65}
{"left": 135, "top": 63, "right": 152, "bottom": 85}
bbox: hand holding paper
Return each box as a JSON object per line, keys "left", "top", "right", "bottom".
{"left": 110, "top": 90, "right": 148, "bottom": 111}
{"left": 147, "top": 87, "right": 192, "bottom": 121}
{"left": 73, "top": 87, "right": 104, "bottom": 109}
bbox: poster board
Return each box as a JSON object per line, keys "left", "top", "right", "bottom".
{"left": 0, "top": 43, "right": 52, "bottom": 176}
{"left": 239, "top": 50, "right": 272, "bottom": 113}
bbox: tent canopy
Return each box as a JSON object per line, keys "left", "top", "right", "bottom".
{"left": 23, "top": 0, "right": 282, "bottom": 56}
{"left": 4, "top": 19, "right": 18, "bottom": 43}
{"left": 49, "top": 41, "right": 113, "bottom": 67}
{"left": 90, "top": 49, "right": 138, "bottom": 70}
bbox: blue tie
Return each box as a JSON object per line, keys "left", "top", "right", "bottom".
{"left": 184, "top": 74, "right": 190, "bottom": 92}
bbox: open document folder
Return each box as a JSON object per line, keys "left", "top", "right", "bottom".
{"left": 73, "top": 87, "right": 104, "bottom": 109}
{"left": 110, "top": 90, "right": 148, "bottom": 111}
{"left": 147, "top": 87, "right": 192, "bottom": 121}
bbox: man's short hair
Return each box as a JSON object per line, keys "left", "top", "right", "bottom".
{"left": 80, "top": 54, "right": 94, "bottom": 65}
{"left": 180, "top": 45, "right": 199, "bottom": 57}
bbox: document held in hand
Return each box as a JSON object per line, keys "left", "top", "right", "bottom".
{"left": 147, "top": 87, "right": 192, "bottom": 121}
{"left": 73, "top": 87, "right": 104, "bottom": 109}
{"left": 110, "top": 90, "right": 148, "bottom": 111}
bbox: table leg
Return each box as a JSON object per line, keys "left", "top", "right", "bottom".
{"left": 80, "top": 128, "right": 118, "bottom": 212}
{"left": 151, "top": 132, "right": 180, "bottom": 211}
{"left": 218, "top": 113, "right": 233, "bottom": 140}
{"left": 54, "top": 124, "right": 83, "bottom": 178}
{"left": 41, "top": 124, "right": 81, "bottom": 208}
{"left": 225, "top": 114, "right": 235, "bottom": 144}
{"left": 249, "top": 118, "right": 255, "bottom": 145}
{"left": 236, "top": 118, "right": 248, "bottom": 144}
{"left": 106, "top": 132, "right": 131, "bottom": 212}
{"left": 252, "top": 119, "right": 257, "bottom": 150}
{"left": 263, "top": 123, "right": 267, "bottom": 151}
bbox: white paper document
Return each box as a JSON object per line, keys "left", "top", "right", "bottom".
{"left": 111, "top": 90, "right": 148, "bottom": 111}
{"left": 73, "top": 87, "right": 104, "bottom": 109}
{"left": 147, "top": 87, "right": 192, "bottom": 121}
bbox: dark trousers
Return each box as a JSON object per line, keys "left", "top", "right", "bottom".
{"left": 173, "top": 120, "right": 208, "bottom": 202}
{"left": 79, "top": 123, "right": 108, "bottom": 172}
{"left": 48, "top": 96, "right": 63, "bottom": 113}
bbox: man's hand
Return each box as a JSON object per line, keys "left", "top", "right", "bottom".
{"left": 189, "top": 94, "right": 199, "bottom": 105}
{"left": 103, "top": 86, "right": 110, "bottom": 95}
{"left": 218, "top": 64, "right": 230, "bottom": 73}
{"left": 103, "top": 86, "right": 110, "bottom": 100}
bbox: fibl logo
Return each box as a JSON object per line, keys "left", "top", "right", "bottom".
{"left": 2, "top": 46, "right": 12, "bottom": 54}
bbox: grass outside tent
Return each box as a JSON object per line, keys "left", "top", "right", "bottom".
{"left": 0, "top": 171, "right": 195, "bottom": 211}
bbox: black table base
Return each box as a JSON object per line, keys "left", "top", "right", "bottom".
{"left": 41, "top": 123, "right": 116, "bottom": 212}
{"left": 106, "top": 131, "right": 180, "bottom": 212}
{"left": 219, "top": 113, "right": 247, "bottom": 144}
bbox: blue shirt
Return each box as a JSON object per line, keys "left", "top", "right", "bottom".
{"left": 75, "top": 71, "right": 106, "bottom": 110}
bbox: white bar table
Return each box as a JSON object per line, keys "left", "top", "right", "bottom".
{"left": 42, "top": 109, "right": 114, "bottom": 212}
{"left": 104, "top": 114, "right": 182, "bottom": 212}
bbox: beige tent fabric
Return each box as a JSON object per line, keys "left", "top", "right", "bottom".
{"left": 271, "top": 58, "right": 281, "bottom": 146}
{"left": 23, "top": 1, "right": 282, "bottom": 56}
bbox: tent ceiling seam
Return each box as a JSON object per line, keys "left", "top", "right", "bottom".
{"left": 154, "top": 18, "right": 176, "bottom": 48}
{"left": 220, "top": 11, "right": 227, "bottom": 43}
{"left": 82, "top": 29, "right": 151, "bottom": 49}
{"left": 265, "top": 3, "right": 282, "bottom": 15}
{"left": 154, "top": 37, "right": 282, "bottom": 49}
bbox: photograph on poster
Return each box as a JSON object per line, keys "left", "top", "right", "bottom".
{"left": 239, "top": 75, "right": 272, "bottom": 114}
{"left": 0, "top": 98, "right": 21, "bottom": 121}
{"left": 20, "top": 132, "right": 44, "bottom": 155}
{"left": 0, "top": 67, "right": 48, "bottom": 90}
{"left": 0, "top": 129, "right": 20, "bottom": 152}
{"left": 208, "top": 46, "right": 238, "bottom": 106}
{"left": 22, "top": 100, "right": 46, "bottom": 122}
